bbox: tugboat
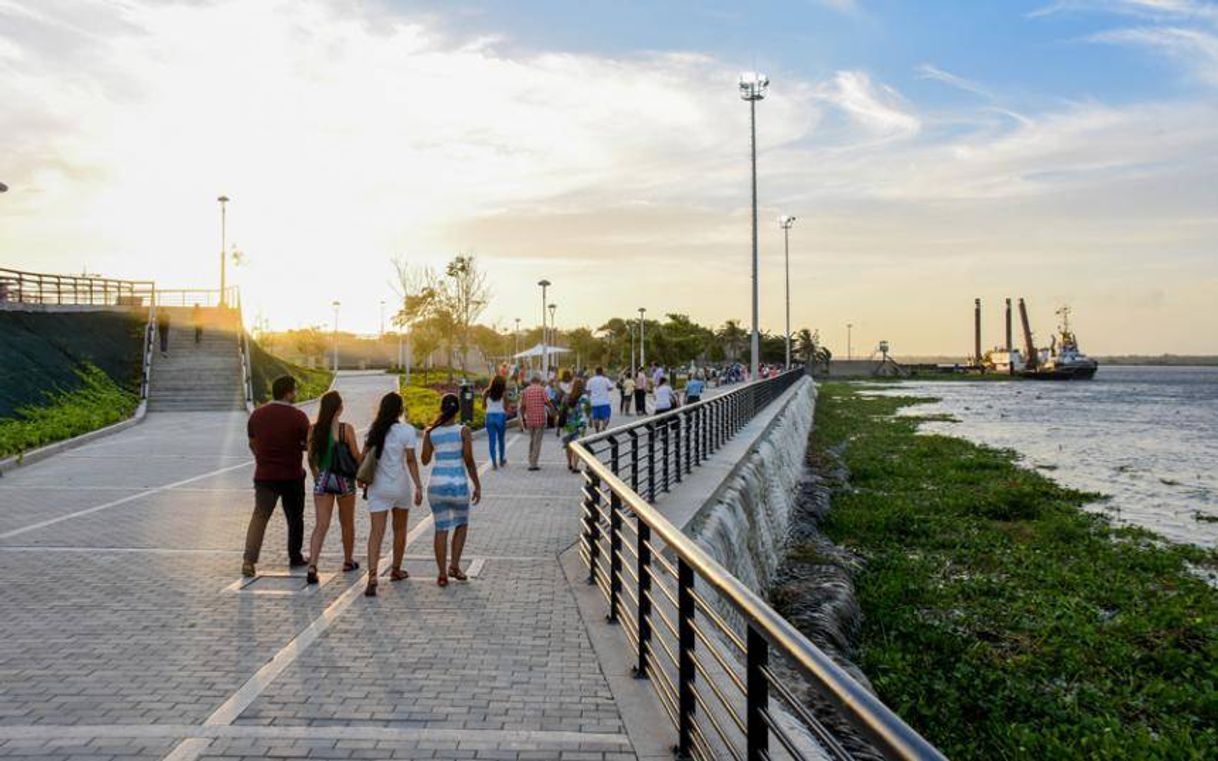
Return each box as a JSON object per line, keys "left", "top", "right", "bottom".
{"left": 1018, "top": 302, "right": 1098, "bottom": 380}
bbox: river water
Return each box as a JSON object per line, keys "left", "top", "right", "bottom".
{"left": 867, "top": 366, "right": 1218, "bottom": 548}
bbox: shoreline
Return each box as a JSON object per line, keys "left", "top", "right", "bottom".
{"left": 779, "top": 381, "right": 1218, "bottom": 759}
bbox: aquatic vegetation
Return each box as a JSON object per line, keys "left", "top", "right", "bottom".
{"left": 0, "top": 364, "right": 138, "bottom": 459}
{"left": 806, "top": 382, "right": 1218, "bottom": 759}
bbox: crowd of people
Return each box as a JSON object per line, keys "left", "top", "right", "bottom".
{"left": 241, "top": 360, "right": 788, "bottom": 591}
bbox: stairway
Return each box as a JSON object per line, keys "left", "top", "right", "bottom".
{"left": 147, "top": 306, "right": 246, "bottom": 412}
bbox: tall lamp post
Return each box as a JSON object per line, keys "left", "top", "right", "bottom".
{"left": 847, "top": 323, "right": 853, "bottom": 361}
{"left": 538, "top": 279, "right": 551, "bottom": 377}
{"left": 331, "top": 300, "right": 341, "bottom": 372}
{"left": 379, "top": 299, "right": 385, "bottom": 338}
{"left": 740, "top": 72, "right": 768, "bottom": 381}
{"left": 779, "top": 215, "right": 796, "bottom": 370}
{"left": 217, "top": 195, "right": 230, "bottom": 306}
{"left": 513, "top": 317, "right": 521, "bottom": 367}
{"left": 628, "top": 323, "right": 636, "bottom": 377}
{"left": 548, "top": 303, "right": 557, "bottom": 371}
{"left": 637, "top": 307, "right": 647, "bottom": 371}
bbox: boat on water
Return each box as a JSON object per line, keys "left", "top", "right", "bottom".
{"left": 980, "top": 300, "right": 1098, "bottom": 380}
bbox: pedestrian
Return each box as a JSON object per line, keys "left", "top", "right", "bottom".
{"left": 651, "top": 362, "right": 665, "bottom": 390}
{"left": 634, "top": 366, "right": 648, "bottom": 416}
{"left": 586, "top": 367, "right": 614, "bottom": 433}
{"left": 305, "top": 390, "right": 362, "bottom": 583}
{"left": 560, "top": 377, "right": 591, "bottom": 472}
{"left": 358, "top": 392, "right": 423, "bottom": 596}
{"left": 653, "top": 376, "right": 677, "bottom": 414}
{"left": 156, "top": 309, "right": 170, "bottom": 356}
{"left": 242, "top": 375, "right": 309, "bottom": 577}
{"left": 520, "top": 373, "right": 550, "bottom": 470}
{"left": 192, "top": 304, "right": 202, "bottom": 344}
{"left": 483, "top": 375, "right": 508, "bottom": 469}
{"left": 619, "top": 372, "right": 634, "bottom": 415}
{"left": 421, "top": 394, "right": 482, "bottom": 587}
{"left": 684, "top": 374, "right": 704, "bottom": 405}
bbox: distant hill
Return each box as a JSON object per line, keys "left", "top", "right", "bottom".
{"left": 1095, "top": 355, "right": 1218, "bottom": 366}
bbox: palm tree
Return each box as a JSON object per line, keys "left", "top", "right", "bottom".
{"left": 717, "top": 320, "right": 747, "bottom": 362}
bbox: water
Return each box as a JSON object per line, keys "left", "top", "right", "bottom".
{"left": 866, "top": 366, "right": 1218, "bottom": 548}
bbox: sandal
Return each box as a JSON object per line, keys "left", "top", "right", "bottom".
{"left": 437, "top": 575, "right": 449, "bottom": 587}
{"left": 306, "top": 565, "right": 319, "bottom": 585}
{"left": 448, "top": 565, "right": 468, "bottom": 582}
{"left": 364, "top": 577, "right": 378, "bottom": 597}
{"left": 390, "top": 568, "right": 409, "bottom": 581}
{"left": 342, "top": 560, "right": 360, "bottom": 572}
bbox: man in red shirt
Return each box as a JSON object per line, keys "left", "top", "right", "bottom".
{"left": 242, "top": 375, "right": 310, "bottom": 577}
{"left": 519, "top": 373, "right": 551, "bottom": 471}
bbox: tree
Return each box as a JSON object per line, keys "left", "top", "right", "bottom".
{"left": 566, "top": 327, "right": 603, "bottom": 370}
{"left": 443, "top": 254, "right": 491, "bottom": 377}
{"left": 717, "top": 320, "right": 747, "bottom": 362}
{"left": 292, "top": 327, "right": 328, "bottom": 366}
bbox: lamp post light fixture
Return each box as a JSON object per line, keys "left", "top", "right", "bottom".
{"left": 637, "top": 307, "right": 647, "bottom": 371}
{"left": 739, "top": 71, "right": 768, "bottom": 381}
{"left": 538, "top": 279, "right": 551, "bottom": 377}
{"left": 331, "top": 300, "right": 341, "bottom": 372}
{"left": 779, "top": 215, "right": 796, "bottom": 370}
{"left": 217, "top": 195, "right": 230, "bottom": 306}
{"left": 0, "top": 182, "right": 8, "bottom": 193}
{"left": 548, "top": 303, "right": 557, "bottom": 370}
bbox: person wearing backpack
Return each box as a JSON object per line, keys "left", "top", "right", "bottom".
{"left": 305, "top": 390, "right": 362, "bottom": 585}
{"left": 357, "top": 392, "right": 423, "bottom": 596}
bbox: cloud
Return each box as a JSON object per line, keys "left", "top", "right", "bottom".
{"left": 917, "top": 63, "right": 993, "bottom": 99}
{"left": 1089, "top": 25, "right": 1218, "bottom": 83}
{"left": 815, "top": 0, "right": 859, "bottom": 13}
{"left": 813, "top": 71, "right": 921, "bottom": 137}
{"left": 1030, "top": 0, "right": 1218, "bottom": 23}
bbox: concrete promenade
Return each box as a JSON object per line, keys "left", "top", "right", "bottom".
{"left": 0, "top": 372, "right": 720, "bottom": 760}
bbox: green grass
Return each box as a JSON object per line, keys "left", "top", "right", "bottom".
{"left": 0, "top": 364, "right": 139, "bottom": 459}
{"left": 802, "top": 382, "right": 1218, "bottom": 760}
{"left": 248, "top": 338, "right": 333, "bottom": 404}
{"left": 399, "top": 380, "right": 486, "bottom": 430}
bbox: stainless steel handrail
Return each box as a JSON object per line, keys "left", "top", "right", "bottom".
{"left": 0, "top": 267, "right": 154, "bottom": 307}
{"left": 570, "top": 370, "right": 945, "bottom": 761}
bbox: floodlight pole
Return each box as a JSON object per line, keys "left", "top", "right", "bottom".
{"left": 332, "top": 300, "right": 341, "bottom": 372}
{"left": 779, "top": 215, "right": 796, "bottom": 370}
{"left": 538, "top": 280, "right": 551, "bottom": 377}
{"left": 218, "top": 195, "right": 230, "bottom": 306}
{"left": 549, "top": 303, "right": 557, "bottom": 371}
{"left": 740, "top": 73, "right": 768, "bottom": 380}
{"left": 638, "top": 307, "right": 646, "bottom": 371}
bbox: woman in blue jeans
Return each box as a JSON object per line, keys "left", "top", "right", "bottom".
{"left": 483, "top": 375, "right": 508, "bottom": 469}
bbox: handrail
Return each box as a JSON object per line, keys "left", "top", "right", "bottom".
{"left": 0, "top": 267, "right": 154, "bottom": 308}
{"left": 153, "top": 287, "right": 241, "bottom": 309}
{"left": 570, "top": 369, "right": 945, "bottom": 761}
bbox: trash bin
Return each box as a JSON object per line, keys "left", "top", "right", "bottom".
{"left": 459, "top": 381, "right": 475, "bottom": 425}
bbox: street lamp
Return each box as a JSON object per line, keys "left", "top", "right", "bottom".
{"left": 538, "top": 279, "right": 551, "bottom": 377}
{"left": 779, "top": 215, "right": 796, "bottom": 370}
{"left": 637, "top": 307, "right": 647, "bottom": 371}
{"left": 217, "top": 195, "right": 230, "bottom": 306}
{"left": 847, "top": 323, "right": 853, "bottom": 361}
{"left": 628, "top": 323, "right": 636, "bottom": 377}
{"left": 740, "top": 71, "right": 768, "bottom": 381}
{"left": 331, "top": 300, "right": 341, "bottom": 372}
{"left": 513, "top": 317, "right": 521, "bottom": 365}
{"left": 548, "top": 303, "right": 557, "bottom": 370}
{"left": 0, "top": 182, "right": 8, "bottom": 193}
{"left": 379, "top": 299, "right": 385, "bottom": 338}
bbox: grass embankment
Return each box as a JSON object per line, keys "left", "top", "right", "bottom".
{"left": 248, "top": 339, "right": 333, "bottom": 404}
{"left": 0, "top": 364, "right": 138, "bottom": 459}
{"left": 804, "top": 382, "right": 1218, "bottom": 759}
{"left": 398, "top": 372, "right": 487, "bottom": 430}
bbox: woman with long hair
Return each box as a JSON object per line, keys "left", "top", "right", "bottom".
{"left": 306, "top": 390, "right": 362, "bottom": 584}
{"left": 483, "top": 375, "right": 508, "bottom": 470}
{"left": 360, "top": 392, "right": 423, "bottom": 597}
{"left": 421, "top": 394, "right": 482, "bottom": 587}
{"left": 560, "top": 377, "right": 591, "bottom": 472}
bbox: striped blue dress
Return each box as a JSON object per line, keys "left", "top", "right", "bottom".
{"left": 427, "top": 424, "right": 471, "bottom": 532}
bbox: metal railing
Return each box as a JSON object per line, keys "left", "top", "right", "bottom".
{"left": 571, "top": 370, "right": 945, "bottom": 761}
{"left": 0, "top": 267, "right": 154, "bottom": 308}
{"left": 153, "top": 287, "right": 241, "bottom": 309}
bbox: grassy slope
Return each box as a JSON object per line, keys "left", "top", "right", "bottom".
{"left": 248, "top": 338, "right": 333, "bottom": 404}
{"left": 0, "top": 364, "right": 138, "bottom": 458}
{"left": 806, "top": 382, "right": 1217, "bottom": 759}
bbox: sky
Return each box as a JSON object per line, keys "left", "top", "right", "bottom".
{"left": 1, "top": 0, "right": 1216, "bottom": 357}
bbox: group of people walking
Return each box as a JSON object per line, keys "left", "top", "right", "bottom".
{"left": 242, "top": 375, "right": 482, "bottom": 594}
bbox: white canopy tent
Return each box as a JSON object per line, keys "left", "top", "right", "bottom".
{"left": 512, "top": 343, "right": 572, "bottom": 359}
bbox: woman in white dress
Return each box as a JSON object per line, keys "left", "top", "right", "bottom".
{"left": 360, "top": 392, "right": 423, "bottom": 597}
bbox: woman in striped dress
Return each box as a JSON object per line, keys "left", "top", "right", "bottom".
{"left": 421, "top": 394, "right": 482, "bottom": 587}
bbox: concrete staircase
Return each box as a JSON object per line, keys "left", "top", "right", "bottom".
{"left": 148, "top": 306, "right": 246, "bottom": 412}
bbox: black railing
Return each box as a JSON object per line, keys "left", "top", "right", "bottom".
{"left": 0, "top": 267, "right": 154, "bottom": 308}
{"left": 571, "top": 370, "right": 945, "bottom": 761}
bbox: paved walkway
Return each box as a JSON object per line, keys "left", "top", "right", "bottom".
{"left": 0, "top": 373, "right": 671, "bottom": 760}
